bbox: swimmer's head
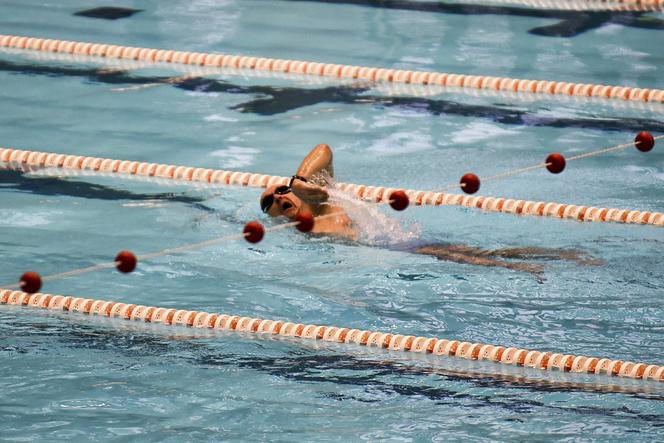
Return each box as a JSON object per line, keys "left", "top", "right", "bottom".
{"left": 260, "top": 184, "right": 302, "bottom": 220}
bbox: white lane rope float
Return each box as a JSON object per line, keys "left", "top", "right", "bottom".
{"left": 1, "top": 34, "right": 662, "bottom": 104}
{"left": 458, "top": 0, "right": 664, "bottom": 10}
{"left": 1, "top": 289, "right": 662, "bottom": 383}
{"left": 1, "top": 132, "right": 661, "bottom": 229}
{"left": 3, "top": 46, "right": 662, "bottom": 114}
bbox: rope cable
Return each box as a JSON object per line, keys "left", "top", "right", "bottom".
{"left": 4, "top": 210, "right": 350, "bottom": 290}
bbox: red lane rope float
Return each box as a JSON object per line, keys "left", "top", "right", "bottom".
{"left": 115, "top": 251, "right": 138, "bottom": 273}
{"left": 243, "top": 221, "right": 265, "bottom": 243}
{"left": 0, "top": 34, "right": 662, "bottom": 103}
{"left": 14, "top": 251, "right": 142, "bottom": 295}
{"left": 295, "top": 211, "right": 316, "bottom": 232}
{"left": 546, "top": 153, "right": 566, "bottom": 174}
{"left": 460, "top": 173, "right": 481, "bottom": 194}
{"left": 388, "top": 190, "right": 410, "bottom": 211}
{"left": 18, "top": 272, "right": 42, "bottom": 294}
{"left": 1, "top": 138, "right": 662, "bottom": 226}
{"left": 1, "top": 288, "right": 662, "bottom": 382}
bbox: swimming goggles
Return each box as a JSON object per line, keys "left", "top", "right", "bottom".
{"left": 260, "top": 176, "right": 308, "bottom": 213}
{"left": 260, "top": 185, "right": 292, "bottom": 213}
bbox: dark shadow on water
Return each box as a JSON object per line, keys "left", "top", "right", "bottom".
{"left": 283, "top": 0, "right": 664, "bottom": 37}
{"left": 0, "top": 169, "right": 215, "bottom": 212}
{"left": 3, "top": 316, "right": 664, "bottom": 423}
{"left": 73, "top": 7, "right": 143, "bottom": 20}
{"left": 2, "top": 59, "right": 663, "bottom": 134}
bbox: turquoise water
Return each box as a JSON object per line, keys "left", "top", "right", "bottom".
{"left": 1, "top": 0, "right": 664, "bottom": 441}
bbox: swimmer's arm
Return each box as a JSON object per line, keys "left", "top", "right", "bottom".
{"left": 292, "top": 144, "right": 334, "bottom": 204}
{"left": 295, "top": 143, "right": 334, "bottom": 181}
{"left": 415, "top": 246, "right": 544, "bottom": 276}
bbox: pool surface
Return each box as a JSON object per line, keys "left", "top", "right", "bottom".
{"left": 1, "top": 1, "right": 663, "bottom": 441}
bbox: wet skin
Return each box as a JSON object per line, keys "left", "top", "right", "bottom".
{"left": 261, "top": 184, "right": 302, "bottom": 220}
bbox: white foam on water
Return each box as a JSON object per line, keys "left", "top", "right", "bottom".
{"left": 399, "top": 55, "right": 434, "bottom": 66}
{"left": 0, "top": 210, "right": 58, "bottom": 227}
{"left": 210, "top": 146, "right": 260, "bottom": 168}
{"left": 327, "top": 187, "right": 421, "bottom": 247}
{"left": 366, "top": 130, "right": 434, "bottom": 155}
{"left": 185, "top": 90, "right": 220, "bottom": 98}
{"left": 450, "top": 121, "right": 519, "bottom": 144}
{"left": 204, "top": 114, "right": 239, "bottom": 122}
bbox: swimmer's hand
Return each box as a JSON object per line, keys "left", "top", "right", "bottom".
{"left": 292, "top": 179, "right": 329, "bottom": 204}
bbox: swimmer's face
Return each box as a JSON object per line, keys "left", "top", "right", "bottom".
{"left": 260, "top": 184, "right": 301, "bottom": 219}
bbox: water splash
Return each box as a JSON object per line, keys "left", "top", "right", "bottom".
{"left": 327, "top": 187, "right": 421, "bottom": 247}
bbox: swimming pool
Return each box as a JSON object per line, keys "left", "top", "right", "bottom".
{"left": 1, "top": 0, "right": 663, "bottom": 440}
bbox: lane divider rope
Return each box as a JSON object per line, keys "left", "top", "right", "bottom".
{"left": 4, "top": 46, "right": 662, "bottom": 113}
{"left": 0, "top": 34, "right": 662, "bottom": 104}
{"left": 578, "top": 0, "right": 663, "bottom": 5}
{"left": 1, "top": 288, "right": 661, "bottom": 382}
{"left": 461, "top": 0, "right": 664, "bottom": 10}
{"left": 2, "top": 146, "right": 663, "bottom": 227}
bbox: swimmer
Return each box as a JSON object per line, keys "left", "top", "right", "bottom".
{"left": 259, "top": 144, "right": 602, "bottom": 278}
{"left": 260, "top": 143, "right": 357, "bottom": 240}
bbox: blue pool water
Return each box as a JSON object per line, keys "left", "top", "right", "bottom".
{"left": 1, "top": 0, "right": 664, "bottom": 441}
